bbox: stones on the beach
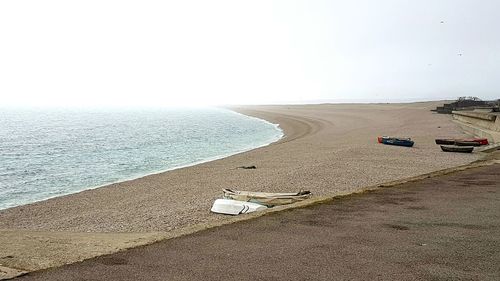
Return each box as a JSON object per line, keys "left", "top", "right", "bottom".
{"left": 0, "top": 102, "right": 483, "bottom": 273}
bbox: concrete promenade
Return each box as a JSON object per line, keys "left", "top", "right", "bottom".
{"left": 15, "top": 164, "right": 500, "bottom": 281}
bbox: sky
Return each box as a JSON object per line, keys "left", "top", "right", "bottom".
{"left": 0, "top": 0, "right": 499, "bottom": 107}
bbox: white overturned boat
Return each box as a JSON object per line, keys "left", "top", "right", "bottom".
{"left": 211, "top": 199, "right": 267, "bottom": 215}
{"left": 222, "top": 189, "right": 312, "bottom": 207}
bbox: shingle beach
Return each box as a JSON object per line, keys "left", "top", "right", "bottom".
{"left": 0, "top": 101, "right": 481, "bottom": 273}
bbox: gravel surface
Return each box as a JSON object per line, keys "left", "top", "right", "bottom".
{"left": 0, "top": 102, "right": 482, "bottom": 273}
{"left": 15, "top": 163, "right": 500, "bottom": 281}
{"left": 0, "top": 102, "right": 479, "bottom": 233}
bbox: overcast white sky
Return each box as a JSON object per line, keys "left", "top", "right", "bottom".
{"left": 0, "top": 0, "right": 499, "bottom": 107}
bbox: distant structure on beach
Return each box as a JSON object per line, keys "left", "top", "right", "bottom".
{"left": 445, "top": 97, "right": 500, "bottom": 143}
{"left": 433, "top": 97, "right": 498, "bottom": 114}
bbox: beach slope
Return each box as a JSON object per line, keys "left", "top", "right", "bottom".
{"left": 0, "top": 101, "right": 481, "bottom": 274}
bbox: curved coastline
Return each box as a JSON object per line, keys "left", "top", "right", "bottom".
{"left": 72, "top": 110, "right": 285, "bottom": 202}
{"left": 0, "top": 109, "right": 284, "bottom": 211}
{"left": 0, "top": 101, "right": 483, "bottom": 274}
{"left": 0, "top": 102, "right": 480, "bottom": 232}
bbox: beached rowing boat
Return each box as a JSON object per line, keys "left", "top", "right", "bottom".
{"left": 440, "top": 145, "right": 474, "bottom": 153}
{"left": 222, "top": 189, "right": 312, "bottom": 207}
{"left": 435, "top": 139, "right": 456, "bottom": 145}
{"left": 435, "top": 138, "right": 489, "bottom": 146}
{"left": 378, "top": 136, "right": 411, "bottom": 143}
{"left": 211, "top": 199, "right": 267, "bottom": 215}
{"left": 463, "top": 138, "right": 489, "bottom": 145}
{"left": 454, "top": 141, "right": 482, "bottom": 147}
{"left": 380, "top": 137, "right": 414, "bottom": 147}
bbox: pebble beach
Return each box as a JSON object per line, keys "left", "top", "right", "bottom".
{"left": 0, "top": 101, "right": 481, "bottom": 273}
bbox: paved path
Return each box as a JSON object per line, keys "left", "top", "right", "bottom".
{"left": 16, "top": 164, "right": 500, "bottom": 281}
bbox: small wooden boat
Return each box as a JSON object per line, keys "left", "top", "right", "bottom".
{"left": 378, "top": 136, "right": 411, "bottom": 143}
{"left": 435, "top": 138, "right": 488, "bottom": 146}
{"left": 454, "top": 141, "right": 482, "bottom": 147}
{"left": 222, "top": 189, "right": 311, "bottom": 207}
{"left": 440, "top": 145, "right": 474, "bottom": 153}
{"left": 381, "top": 137, "right": 414, "bottom": 147}
{"left": 462, "top": 138, "right": 489, "bottom": 145}
{"left": 435, "top": 139, "right": 455, "bottom": 145}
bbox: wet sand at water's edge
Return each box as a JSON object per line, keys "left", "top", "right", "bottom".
{"left": 0, "top": 102, "right": 482, "bottom": 274}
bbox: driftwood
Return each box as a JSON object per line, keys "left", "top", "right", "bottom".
{"left": 237, "top": 165, "right": 256, "bottom": 169}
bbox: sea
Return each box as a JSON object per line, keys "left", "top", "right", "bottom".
{"left": 0, "top": 107, "right": 283, "bottom": 210}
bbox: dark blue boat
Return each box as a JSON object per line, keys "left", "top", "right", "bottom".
{"left": 381, "top": 137, "right": 414, "bottom": 147}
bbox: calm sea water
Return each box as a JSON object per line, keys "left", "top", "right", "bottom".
{"left": 0, "top": 107, "right": 283, "bottom": 210}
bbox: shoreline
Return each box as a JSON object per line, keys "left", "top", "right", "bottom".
{"left": 0, "top": 101, "right": 483, "bottom": 274}
{"left": 0, "top": 101, "right": 481, "bottom": 231}
{"left": 0, "top": 108, "right": 284, "bottom": 211}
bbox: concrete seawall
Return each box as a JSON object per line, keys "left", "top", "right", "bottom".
{"left": 452, "top": 111, "right": 500, "bottom": 143}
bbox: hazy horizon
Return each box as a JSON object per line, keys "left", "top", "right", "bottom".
{"left": 0, "top": 96, "right": 482, "bottom": 109}
{"left": 1, "top": 0, "right": 499, "bottom": 107}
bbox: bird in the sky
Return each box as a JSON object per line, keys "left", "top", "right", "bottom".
{"left": 440, "top": 21, "right": 444, "bottom": 24}
{"left": 458, "top": 53, "right": 463, "bottom": 56}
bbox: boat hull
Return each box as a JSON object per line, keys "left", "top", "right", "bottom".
{"left": 378, "top": 136, "right": 411, "bottom": 144}
{"left": 223, "top": 189, "right": 311, "bottom": 207}
{"left": 435, "top": 139, "right": 455, "bottom": 145}
{"left": 455, "top": 141, "right": 481, "bottom": 147}
{"left": 435, "top": 138, "right": 488, "bottom": 146}
{"left": 211, "top": 199, "right": 267, "bottom": 215}
{"left": 440, "top": 145, "right": 474, "bottom": 153}
{"left": 463, "top": 138, "right": 489, "bottom": 145}
{"left": 381, "top": 138, "right": 414, "bottom": 147}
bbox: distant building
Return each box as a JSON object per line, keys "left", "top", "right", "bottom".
{"left": 434, "top": 97, "right": 494, "bottom": 114}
